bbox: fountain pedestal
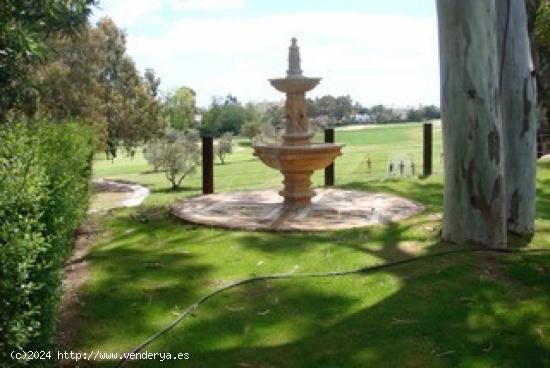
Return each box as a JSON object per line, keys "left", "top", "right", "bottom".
{"left": 253, "top": 38, "right": 343, "bottom": 207}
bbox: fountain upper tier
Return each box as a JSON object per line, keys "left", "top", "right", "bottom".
{"left": 269, "top": 76, "right": 321, "bottom": 94}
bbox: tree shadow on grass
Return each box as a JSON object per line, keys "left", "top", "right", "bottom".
{"left": 76, "top": 177, "right": 549, "bottom": 368}
{"left": 119, "top": 237, "right": 550, "bottom": 368}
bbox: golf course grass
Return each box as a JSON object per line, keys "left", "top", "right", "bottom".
{"left": 68, "top": 123, "right": 550, "bottom": 367}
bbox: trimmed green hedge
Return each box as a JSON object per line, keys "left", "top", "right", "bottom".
{"left": 0, "top": 123, "right": 93, "bottom": 366}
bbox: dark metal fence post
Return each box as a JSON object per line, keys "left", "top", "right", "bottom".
{"left": 202, "top": 136, "right": 214, "bottom": 194}
{"left": 324, "top": 128, "right": 335, "bottom": 186}
{"left": 423, "top": 122, "right": 433, "bottom": 177}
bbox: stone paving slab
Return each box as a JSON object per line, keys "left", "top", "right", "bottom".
{"left": 172, "top": 189, "right": 424, "bottom": 231}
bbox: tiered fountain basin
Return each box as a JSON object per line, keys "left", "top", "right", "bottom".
{"left": 253, "top": 143, "right": 343, "bottom": 206}
{"left": 269, "top": 77, "right": 320, "bottom": 93}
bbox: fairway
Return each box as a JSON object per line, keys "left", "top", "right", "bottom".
{"left": 93, "top": 122, "right": 444, "bottom": 204}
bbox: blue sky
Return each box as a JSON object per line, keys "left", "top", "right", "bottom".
{"left": 92, "top": 0, "right": 439, "bottom": 107}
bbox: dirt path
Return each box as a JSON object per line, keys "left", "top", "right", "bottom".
{"left": 89, "top": 179, "right": 150, "bottom": 212}
{"left": 55, "top": 180, "right": 150, "bottom": 360}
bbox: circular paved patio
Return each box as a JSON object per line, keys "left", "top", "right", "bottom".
{"left": 172, "top": 189, "right": 423, "bottom": 231}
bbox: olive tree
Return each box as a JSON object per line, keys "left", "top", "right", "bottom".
{"left": 216, "top": 132, "right": 233, "bottom": 164}
{"left": 241, "top": 120, "right": 262, "bottom": 141}
{"left": 144, "top": 129, "right": 201, "bottom": 190}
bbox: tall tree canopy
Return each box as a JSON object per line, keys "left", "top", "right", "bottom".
{"left": 200, "top": 95, "right": 256, "bottom": 137}
{"left": 0, "top": 0, "right": 97, "bottom": 121}
{"left": 33, "top": 18, "right": 164, "bottom": 149}
{"left": 307, "top": 95, "right": 354, "bottom": 122}
{"left": 164, "top": 86, "right": 197, "bottom": 130}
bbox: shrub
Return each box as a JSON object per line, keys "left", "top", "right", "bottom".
{"left": 215, "top": 132, "right": 233, "bottom": 165}
{"left": 241, "top": 120, "right": 262, "bottom": 141}
{"left": 143, "top": 141, "right": 165, "bottom": 172}
{"left": 252, "top": 122, "right": 279, "bottom": 145}
{"left": 144, "top": 128, "right": 201, "bottom": 190}
{"left": 0, "top": 122, "right": 93, "bottom": 366}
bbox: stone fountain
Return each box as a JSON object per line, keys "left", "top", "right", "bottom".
{"left": 172, "top": 39, "right": 424, "bottom": 231}
{"left": 253, "top": 38, "right": 343, "bottom": 207}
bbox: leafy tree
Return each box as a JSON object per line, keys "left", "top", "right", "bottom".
{"left": 405, "top": 105, "right": 440, "bottom": 122}
{"left": 143, "top": 140, "right": 165, "bottom": 172}
{"left": 263, "top": 104, "right": 285, "bottom": 130}
{"left": 144, "top": 68, "right": 160, "bottom": 97}
{"left": 334, "top": 95, "right": 354, "bottom": 120}
{"left": 33, "top": 18, "right": 164, "bottom": 149}
{"left": 252, "top": 121, "right": 279, "bottom": 145}
{"left": 406, "top": 108, "right": 425, "bottom": 122}
{"left": 201, "top": 95, "right": 247, "bottom": 136}
{"left": 216, "top": 132, "right": 233, "bottom": 164}
{"left": 307, "top": 95, "right": 355, "bottom": 123}
{"left": 535, "top": 0, "right": 550, "bottom": 45}
{"left": 241, "top": 120, "right": 263, "bottom": 141}
{"left": 144, "top": 128, "right": 201, "bottom": 190}
{"left": 423, "top": 105, "right": 441, "bottom": 120}
{"left": 164, "top": 86, "right": 197, "bottom": 129}
{"left": 0, "top": 0, "right": 97, "bottom": 121}
{"left": 370, "top": 104, "right": 396, "bottom": 123}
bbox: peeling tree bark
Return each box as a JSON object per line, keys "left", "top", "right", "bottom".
{"left": 497, "top": 0, "right": 537, "bottom": 236}
{"left": 437, "top": 0, "right": 507, "bottom": 248}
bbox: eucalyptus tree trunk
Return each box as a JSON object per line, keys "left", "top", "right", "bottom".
{"left": 497, "top": 0, "right": 538, "bottom": 236}
{"left": 437, "top": 0, "right": 507, "bottom": 248}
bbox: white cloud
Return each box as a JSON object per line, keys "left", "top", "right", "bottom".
{"left": 93, "top": 0, "right": 163, "bottom": 27}
{"left": 93, "top": 0, "right": 246, "bottom": 27}
{"left": 125, "top": 11, "right": 440, "bottom": 107}
{"left": 168, "top": 0, "right": 246, "bottom": 11}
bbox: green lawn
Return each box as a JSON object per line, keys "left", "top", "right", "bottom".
{"left": 69, "top": 124, "right": 550, "bottom": 367}
{"left": 93, "top": 123, "right": 444, "bottom": 205}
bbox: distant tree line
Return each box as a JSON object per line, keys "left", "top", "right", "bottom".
{"left": 304, "top": 95, "right": 440, "bottom": 125}
{"left": 191, "top": 94, "right": 441, "bottom": 139}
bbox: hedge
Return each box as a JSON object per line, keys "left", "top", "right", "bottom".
{"left": 0, "top": 122, "right": 94, "bottom": 367}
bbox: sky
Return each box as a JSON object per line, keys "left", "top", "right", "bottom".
{"left": 91, "top": 0, "right": 440, "bottom": 108}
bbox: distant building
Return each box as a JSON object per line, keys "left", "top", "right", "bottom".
{"left": 352, "top": 113, "right": 372, "bottom": 123}
{"left": 194, "top": 113, "right": 202, "bottom": 125}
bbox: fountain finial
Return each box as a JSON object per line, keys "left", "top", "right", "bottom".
{"left": 287, "top": 37, "right": 303, "bottom": 77}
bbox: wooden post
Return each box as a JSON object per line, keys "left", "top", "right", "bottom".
{"left": 423, "top": 122, "right": 433, "bottom": 177}
{"left": 324, "top": 128, "right": 335, "bottom": 186}
{"left": 202, "top": 136, "right": 214, "bottom": 194}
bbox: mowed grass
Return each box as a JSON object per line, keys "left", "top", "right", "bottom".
{"left": 70, "top": 124, "right": 550, "bottom": 368}
{"left": 93, "top": 122, "right": 444, "bottom": 205}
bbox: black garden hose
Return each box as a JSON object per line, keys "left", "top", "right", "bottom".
{"left": 113, "top": 246, "right": 550, "bottom": 367}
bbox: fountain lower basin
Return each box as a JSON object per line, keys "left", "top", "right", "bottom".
{"left": 253, "top": 143, "right": 343, "bottom": 206}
